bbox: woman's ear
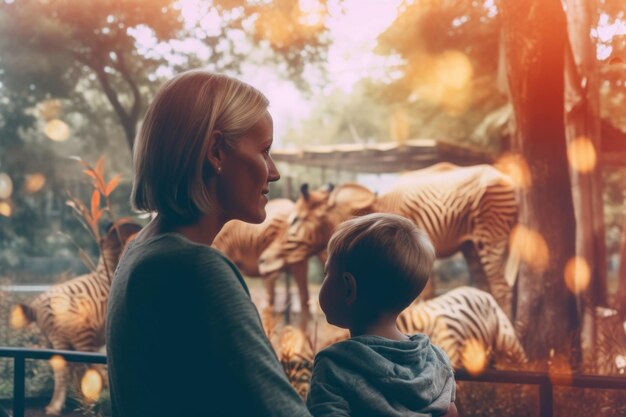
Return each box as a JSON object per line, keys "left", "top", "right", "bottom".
{"left": 206, "top": 130, "right": 225, "bottom": 173}
{"left": 343, "top": 272, "right": 357, "bottom": 306}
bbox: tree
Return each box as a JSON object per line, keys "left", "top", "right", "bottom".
{"left": 375, "top": 0, "right": 509, "bottom": 151}
{"left": 499, "top": 0, "right": 581, "bottom": 365}
{"left": 0, "top": 0, "right": 337, "bottom": 261}
{"left": 0, "top": 0, "right": 334, "bottom": 152}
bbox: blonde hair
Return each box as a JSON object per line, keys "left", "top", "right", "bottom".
{"left": 131, "top": 70, "right": 269, "bottom": 220}
{"left": 327, "top": 213, "right": 436, "bottom": 312}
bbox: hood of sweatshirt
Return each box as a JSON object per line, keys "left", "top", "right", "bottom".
{"left": 308, "top": 333, "right": 455, "bottom": 417}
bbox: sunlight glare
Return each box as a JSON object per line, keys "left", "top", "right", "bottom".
{"left": 495, "top": 153, "right": 532, "bottom": 189}
{"left": 461, "top": 338, "right": 488, "bottom": 376}
{"left": 44, "top": 119, "right": 71, "bottom": 142}
{"left": 0, "top": 173, "right": 13, "bottom": 199}
{"left": 81, "top": 369, "right": 103, "bottom": 402}
{"left": 24, "top": 173, "right": 46, "bottom": 193}
{"left": 564, "top": 256, "right": 591, "bottom": 294}
{"left": 509, "top": 225, "right": 550, "bottom": 274}
{"left": 10, "top": 305, "right": 28, "bottom": 329}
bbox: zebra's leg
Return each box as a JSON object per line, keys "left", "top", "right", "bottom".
{"left": 46, "top": 339, "right": 71, "bottom": 415}
{"left": 460, "top": 241, "right": 490, "bottom": 292}
{"left": 263, "top": 273, "right": 279, "bottom": 313}
{"left": 71, "top": 336, "right": 104, "bottom": 403}
{"left": 289, "top": 260, "right": 310, "bottom": 331}
{"left": 474, "top": 239, "right": 513, "bottom": 319}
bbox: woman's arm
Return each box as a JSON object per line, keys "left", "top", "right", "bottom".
{"left": 194, "top": 250, "right": 313, "bottom": 417}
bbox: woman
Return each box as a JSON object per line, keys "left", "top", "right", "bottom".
{"left": 106, "top": 70, "right": 312, "bottom": 417}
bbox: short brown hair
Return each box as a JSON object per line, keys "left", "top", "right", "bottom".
{"left": 327, "top": 213, "right": 436, "bottom": 313}
{"left": 131, "top": 70, "right": 269, "bottom": 219}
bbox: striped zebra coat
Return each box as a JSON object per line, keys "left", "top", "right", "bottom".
{"left": 397, "top": 286, "right": 527, "bottom": 369}
{"left": 212, "top": 198, "right": 311, "bottom": 329}
{"left": 14, "top": 222, "right": 141, "bottom": 415}
{"left": 259, "top": 163, "right": 518, "bottom": 317}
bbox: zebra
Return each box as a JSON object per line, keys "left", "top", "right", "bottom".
{"left": 12, "top": 222, "right": 141, "bottom": 415}
{"left": 212, "top": 198, "right": 312, "bottom": 330}
{"left": 396, "top": 286, "right": 527, "bottom": 369}
{"left": 259, "top": 163, "right": 518, "bottom": 317}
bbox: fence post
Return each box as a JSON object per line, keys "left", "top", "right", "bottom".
{"left": 13, "top": 354, "right": 25, "bottom": 417}
{"left": 538, "top": 379, "right": 553, "bottom": 417}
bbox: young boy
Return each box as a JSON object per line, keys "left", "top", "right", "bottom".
{"left": 307, "top": 213, "right": 457, "bottom": 417}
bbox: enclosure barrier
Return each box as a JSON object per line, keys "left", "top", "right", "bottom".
{"left": 1, "top": 347, "right": 625, "bottom": 417}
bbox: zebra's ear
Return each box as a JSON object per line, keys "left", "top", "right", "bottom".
{"left": 300, "top": 183, "right": 310, "bottom": 201}
{"left": 325, "top": 183, "right": 334, "bottom": 193}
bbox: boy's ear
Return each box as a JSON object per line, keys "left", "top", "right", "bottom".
{"left": 206, "top": 130, "right": 226, "bottom": 173}
{"left": 343, "top": 272, "right": 357, "bottom": 306}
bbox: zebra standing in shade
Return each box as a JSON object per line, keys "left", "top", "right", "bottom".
{"left": 212, "top": 198, "right": 312, "bottom": 329}
{"left": 13, "top": 222, "right": 141, "bottom": 415}
{"left": 397, "top": 286, "right": 527, "bottom": 369}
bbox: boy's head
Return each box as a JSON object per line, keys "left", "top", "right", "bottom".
{"left": 319, "top": 213, "right": 436, "bottom": 328}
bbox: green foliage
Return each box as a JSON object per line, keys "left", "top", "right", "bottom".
{"left": 0, "top": 0, "right": 337, "bottom": 265}
{"left": 283, "top": 1, "right": 509, "bottom": 154}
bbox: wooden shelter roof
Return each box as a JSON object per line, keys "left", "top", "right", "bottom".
{"left": 273, "top": 119, "right": 626, "bottom": 174}
{"left": 271, "top": 139, "right": 494, "bottom": 174}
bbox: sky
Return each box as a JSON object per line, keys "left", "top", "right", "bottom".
{"left": 240, "top": 0, "right": 403, "bottom": 145}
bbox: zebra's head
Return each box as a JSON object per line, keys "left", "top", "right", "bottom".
{"left": 259, "top": 182, "right": 376, "bottom": 274}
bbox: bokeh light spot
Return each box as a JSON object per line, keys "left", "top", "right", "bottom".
{"left": 461, "top": 338, "right": 488, "bottom": 376}
{"left": 24, "top": 173, "right": 46, "bottom": 193}
{"left": 495, "top": 153, "right": 532, "bottom": 189}
{"left": 509, "top": 225, "right": 550, "bottom": 273}
{"left": 0, "top": 173, "right": 13, "bottom": 199}
{"left": 10, "top": 305, "right": 28, "bottom": 329}
{"left": 567, "top": 137, "right": 597, "bottom": 173}
{"left": 81, "top": 369, "right": 103, "bottom": 402}
{"left": 44, "top": 119, "right": 71, "bottom": 142}
{"left": 564, "top": 256, "right": 591, "bottom": 294}
{"left": 49, "top": 355, "right": 67, "bottom": 372}
{"left": 0, "top": 201, "right": 11, "bottom": 217}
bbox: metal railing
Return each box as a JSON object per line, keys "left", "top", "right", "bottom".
{"left": 1, "top": 347, "right": 625, "bottom": 417}
{"left": 0, "top": 347, "right": 106, "bottom": 417}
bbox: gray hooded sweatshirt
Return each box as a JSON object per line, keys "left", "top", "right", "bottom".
{"left": 307, "top": 334, "right": 456, "bottom": 417}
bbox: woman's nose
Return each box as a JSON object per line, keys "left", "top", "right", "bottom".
{"left": 268, "top": 156, "right": 280, "bottom": 182}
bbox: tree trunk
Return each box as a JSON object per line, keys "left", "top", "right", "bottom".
{"left": 563, "top": 0, "right": 607, "bottom": 370}
{"left": 617, "top": 221, "right": 626, "bottom": 316}
{"left": 499, "top": 0, "right": 582, "bottom": 366}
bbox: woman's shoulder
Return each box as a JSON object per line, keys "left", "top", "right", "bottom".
{"left": 125, "top": 232, "right": 227, "bottom": 265}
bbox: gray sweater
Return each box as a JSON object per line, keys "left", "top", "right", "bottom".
{"left": 307, "top": 334, "right": 456, "bottom": 417}
{"left": 106, "top": 233, "right": 312, "bottom": 417}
